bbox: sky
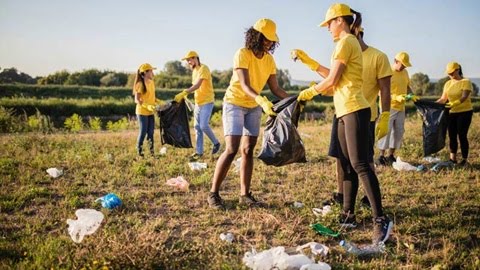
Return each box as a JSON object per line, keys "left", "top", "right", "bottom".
{"left": 1, "top": 0, "right": 479, "bottom": 81}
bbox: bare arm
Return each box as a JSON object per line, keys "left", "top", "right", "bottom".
{"left": 378, "top": 76, "right": 391, "bottom": 112}
{"left": 267, "top": 74, "right": 289, "bottom": 99}
{"left": 436, "top": 90, "right": 448, "bottom": 104}
{"left": 186, "top": 79, "right": 204, "bottom": 93}
{"left": 311, "top": 60, "right": 345, "bottom": 96}
{"left": 236, "top": 68, "right": 261, "bottom": 99}
{"left": 459, "top": 90, "right": 471, "bottom": 103}
{"left": 314, "top": 64, "right": 330, "bottom": 79}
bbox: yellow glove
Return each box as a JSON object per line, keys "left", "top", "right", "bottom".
{"left": 297, "top": 85, "right": 319, "bottom": 101}
{"left": 291, "top": 49, "right": 320, "bottom": 71}
{"left": 174, "top": 90, "right": 189, "bottom": 103}
{"left": 375, "top": 111, "right": 390, "bottom": 140}
{"left": 445, "top": 100, "right": 461, "bottom": 108}
{"left": 155, "top": 98, "right": 165, "bottom": 105}
{"left": 405, "top": 93, "right": 419, "bottom": 102}
{"left": 142, "top": 103, "right": 156, "bottom": 112}
{"left": 255, "top": 95, "right": 276, "bottom": 116}
{"left": 392, "top": 94, "right": 406, "bottom": 103}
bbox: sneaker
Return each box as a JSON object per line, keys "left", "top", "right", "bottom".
{"left": 207, "top": 192, "right": 225, "bottom": 210}
{"left": 375, "top": 156, "right": 387, "bottom": 166}
{"left": 190, "top": 153, "right": 203, "bottom": 161}
{"left": 212, "top": 143, "right": 221, "bottom": 155}
{"left": 372, "top": 216, "right": 394, "bottom": 244}
{"left": 387, "top": 155, "right": 396, "bottom": 165}
{"left": 239, "top": 192, "right": 261, "bottom": 207}
{"left": 458, "top": 159, "right": 467, "bottom": 166}
{"left": 360, "top": 195, "right": 371, "bottom": 208}
{"left": 339, "top": 213, "right": 357, "bottom": 228}
{"left": 322, "top": 192, "right": 343, "bottom": 206}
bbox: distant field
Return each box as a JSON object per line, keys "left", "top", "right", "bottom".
{"left": 0, "top": 114, "right": 479, "bottom": 269}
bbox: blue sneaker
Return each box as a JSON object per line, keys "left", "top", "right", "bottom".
{"left": 373, "top": 216, "right": 394, "bottom": 244}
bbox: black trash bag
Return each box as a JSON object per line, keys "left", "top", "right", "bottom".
{"left": 258, "top": 96, "right": 307, "bottom": 166}
{"left": 414, "top": 100, "right": 448, "bottom": 156}
{"left": 158, "top": 100, "right": 192, "bottom": 148}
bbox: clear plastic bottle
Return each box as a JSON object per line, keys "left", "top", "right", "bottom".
{"left": 339, "top": 240, "right": 385, "bottom": 257}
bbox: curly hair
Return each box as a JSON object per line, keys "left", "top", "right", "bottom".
{"left": 244, "top": 27, "right": 279, "bottom": 54}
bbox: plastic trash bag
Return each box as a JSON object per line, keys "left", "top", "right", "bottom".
{"left": 258, "top": 96, "right": 307, "bottom": 166}
{"left": 66, "top": 209, "right": 104, "bottom": 243}
{"left": 188, "top": 162, "right": 207, "bottom": 171}
{"left": 392, "top": 157, "right": 417, "bottom": 171}
{"left": 414, "top": 100, "right": 448, "bottom": 156}
{"left": 166, "top": 176, "right": 189, "bottom": 191}
{"left": 46, "top": 168, "right": 63, "bottom": 178}
{"left": 243, "top": 246, "right": 314, "bottom": 270}
{"left": 158, "top": 100, "right": 192, "bottom": 148}
{"left": 96, "top": 193, "right": 122, "bottom": 209}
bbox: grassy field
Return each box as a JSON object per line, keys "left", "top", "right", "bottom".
{"left": 1, "top": 113, "right": 479, "bottom": 269}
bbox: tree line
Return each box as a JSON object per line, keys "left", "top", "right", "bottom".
{"left": 0, "top": 61, "right": 294, "bottom": 90}
{"left": 0, "top": 65, "right": 477, "bottom": 95}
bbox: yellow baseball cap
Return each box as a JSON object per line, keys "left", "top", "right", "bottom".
{"left": 182, "top": 51, "right": 199, "bottom": 60}
{"left": 138, "top": 63, "right": 156, "bottom": 73}
{"left": 445, "top": 61, "right": 460, "bottom": 74}
{"left": 253, "top": 18, "right": 279, "bottom": 42}
{"left": 395, "top": 52, "right": 412, "bottom": 67}
{"left": 319, "top": 3, "right": 353, "bottom": 27}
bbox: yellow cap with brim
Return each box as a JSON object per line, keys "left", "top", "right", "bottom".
{"left": 319, "top": 3, "right": 353, "bottom": 27}
{"left": 182, "top": 51, "right": 199, "bottom": 60}
{"left": 138, "top": 63, "right": 156, "bottom": 73}
{"left": 253, "top": 18, "right": 279, "bottom": 42}
{"left": 445, "top": 62, "right": 460, "bottom": 74}
{"left": 395, "top": 52, "right": 412, "bottom": 67}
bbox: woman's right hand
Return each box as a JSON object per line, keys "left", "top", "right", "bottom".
{"left": 291, "top": 49, "right": 320, "bottom": 71}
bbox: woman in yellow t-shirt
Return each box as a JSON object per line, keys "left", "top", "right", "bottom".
{"left": 436, "top": 62, "right": 474, "bottom": 165}
{"left": 295, "top": 3, "right": 393, "bottom": 244}
{"left": 133, "top": 63, "right": 157, "bottom": 157}
{"left": 207, "top": 18, "right": 289, "bottom": 210}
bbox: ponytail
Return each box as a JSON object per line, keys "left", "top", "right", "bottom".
{"left": 342, "top": 8, "right": 362, "bottom": 34}
{"left": 458, "top": 65, "right": 463, "bottom": 77}
{"left": 132, "top": 70, "right": 147, "bottom": 96}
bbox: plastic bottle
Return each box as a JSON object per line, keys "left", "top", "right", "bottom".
{"left": 339, "top": 240, "right": 385, "bottom": 257}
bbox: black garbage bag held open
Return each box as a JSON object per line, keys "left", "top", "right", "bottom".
{"left": 414, "top": 100, "right": 448, "bottom": 156}
{"left": 158, "top": 100, "right": 193, "bottom": 148}
{"left": 258, "top": 96, "right": 307, "bottom": 166}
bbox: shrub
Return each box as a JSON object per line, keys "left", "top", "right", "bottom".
{"left": 0, "top": 106, "right": 22, "bottom": 132}
{"left": 26, "top": 109, "right": 53, "bottom": 133}
{"left": 88, "top": 117, "right": 102, "bottom": 131}
{"left": 64, "top": 114, "right": 84, "bottom": 132}
{"left": 106, "top": 117, "right": 129, "bottom": 132}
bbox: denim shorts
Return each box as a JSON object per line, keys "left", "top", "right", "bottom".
{"left": 222, "top": 102, "right": 262, "bottom": 136}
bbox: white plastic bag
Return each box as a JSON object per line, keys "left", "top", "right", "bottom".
{"left": 300, "top": 263, "right": 331, "bottom": 270}
{"left": 243, "top": 246, "right": 314, "bottom": 270}
{"left": 66, "top": 209, "right": 104, "bottom": 243}
{"left": 312, "top": 205, "right": 332, "bottom": 217}
{"left": 46, "top": 168, "right": 63, "bottom": 178}
{"left": 166, "top": 176, "right": 189, "bottom": 191}
{"left": 188, "top": 162, "right": 207, "bottom": 171}
{"left": 392, "top": 157, "right": 417, "bottom": 171}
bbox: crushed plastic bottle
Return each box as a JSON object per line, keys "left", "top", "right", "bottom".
{"left": 416, "top": 164, "right": 427, "bottom": 172}
{"left": 96, "top": 193, "right": 122, "bottom": 209}
{"left": 46, "top": 168, "right": 63, "bottom": 178}
{"left": 188, "top": 162, "right": 207, "bottom": 171}
{"left": 431, "top": 161, "right": 454, "bottom": 172}
{"left": 423, "top": 156, "right": 441, "bottom": 163}
{"left": 339, "top": 240, "right": 386, "bottom": 257}
{"left": 66, "top": 209, "right": 104, "bottom": 243}
{"left": 219, "top": 232, "right": 234, "bottom": 243}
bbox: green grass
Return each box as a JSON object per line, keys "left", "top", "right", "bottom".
{"left": 0, "top": 114, "right": 479, "bottom": 269}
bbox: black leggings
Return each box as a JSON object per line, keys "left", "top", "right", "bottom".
{"left": 448, "top": 110, "right": 473, "bottom": 159}
{"left": 337, "top": 108, "right": 384, "bottom": 218}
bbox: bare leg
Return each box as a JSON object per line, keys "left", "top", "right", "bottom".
{"left": 239, "top": 136, "right": 258, "bottom": 195}
{"left": 210, "top": 135, "right": 241, "bottom": 192}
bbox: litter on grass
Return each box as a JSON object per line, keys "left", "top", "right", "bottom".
{"left": 392, "top": 157, "right": 417, "bottom": 171}
{"left": 219, "top": 232, "right": 234, "bottom": 243}
{"left": 243, "top": 246, "right": 331, "bottom": 270}
{"left": 96, "top": 193, "right": 122, "bottom": 209}
{"left": 188, "top": 162, "right": 207, "bottom": 171}
{"left": 46, "top": 168, "right": 63, "bottom": 178}
{"left": 296, "top": 242, "right": 329, "bottom": 257}
{"left": 166, "top": 176, "right": 189, "bottom": 191}
{"left": 66, "top": 209, "right": 104, "bottom": 243}
{"left": 312, "top": 205, "right": 332, "bottom": 217}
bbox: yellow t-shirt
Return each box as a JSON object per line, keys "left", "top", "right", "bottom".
{"left": 390, "top": 68, "right": 410, "bottom": 111}
{"left": 443, "top": 78, "right": 473, "bottom": 113}
{"left": 224, "top": 48, "right": 276, "bottom": 108}
{"left": 135, "top": 80, "right": 155, "bottom": 115}
{"left": 362, "top": 47, "right": 392, "bottom": 121}
{"left": 192, "top": 64, "right": 214, "bottom": 106}
{"left": 331, "top": 34, "right": 369, "bottom": 118}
